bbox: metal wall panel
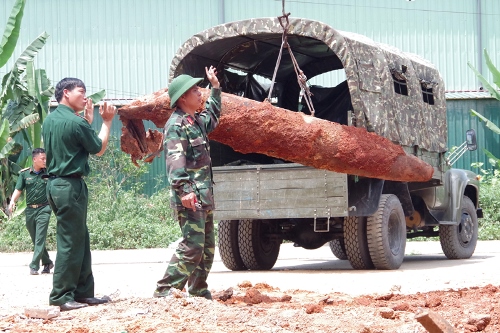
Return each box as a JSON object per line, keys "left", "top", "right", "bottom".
{"left": 0, "top": 0, "right": 220, "bottom": 100}
{"left": 3, "top": 0, "right": 500, "bottom": 195}
{"left": 1, "top": 0, "right": 499, "bottom": 95}
{"left": 446, "top": 99, "right": 500, "bottom": 171}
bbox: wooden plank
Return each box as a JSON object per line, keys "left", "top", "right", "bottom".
{"left": 258, "top": 168, "right": 345, "bottom": 181}
{"left": 214, "top": 206, "right": 348, "bottom": 220}
{"left": 258, "top": 184, "right": 345, "bottom": 197}
{"left": 215, "top": 190, "right": 257, "bottom": 201}
{"left": 215, "top": 197, "right": 346, "bottom": 211}
{"left": 213, "top": 171, "right": 258, "bottom": 182}
{"left": 215, "top": 180, "right": 256, "bottom": 192}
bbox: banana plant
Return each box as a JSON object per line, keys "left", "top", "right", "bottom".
{"left": 468, "top": 49, "right": 500, "bottom": 168}
{"left": 0, "top": 0, "right": 54, "bottom": 216}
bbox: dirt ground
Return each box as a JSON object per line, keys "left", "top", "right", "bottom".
{"left": 1, "top": 242, "right": 499, "bottom": 333}
{"left": 0, "top": 281, "right": 498, "bottom": 333}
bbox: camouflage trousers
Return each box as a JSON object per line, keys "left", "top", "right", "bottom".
{"left": 156, "top": 209, "right": 215, "bottom": 297}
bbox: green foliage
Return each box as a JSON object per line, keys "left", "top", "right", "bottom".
{"left": 0, "top": 142, "right": 180, "bottom": 251}
{"left": 478, "top": 182, "right": 500, "bottom": 240}
{"left": 0, "top": 0, "right": 53, "bottom": 216}
{"left": 85, "top": 139, "right": 181, "bottom": 249}
{"left": 468, "top": 49, "right": 500, "bottom": 162}
{"left": 471, "top": 162, "right": 500, "bottom": 240}
{"left": 87, "top": 90, "right": 106, "bottom": 104}
{"left": 0, "top": 0, "right": 25, "bottom": 68}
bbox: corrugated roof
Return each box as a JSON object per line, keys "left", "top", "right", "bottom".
{"left": 445, "top": 90, "right": 498, "bottom": 100}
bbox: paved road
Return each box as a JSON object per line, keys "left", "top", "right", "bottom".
{"left": 1, "top": 241, "right": 499, "bottom": 311}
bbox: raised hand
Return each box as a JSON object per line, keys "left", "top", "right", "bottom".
{"left": 205, "top": 65, "right": 220, "bottom": 89}
{"left": 99, "top": 101, "right": 117, "bottom": 122}
{"left": 84, "top": 98, "right": 94, "bottom": 124}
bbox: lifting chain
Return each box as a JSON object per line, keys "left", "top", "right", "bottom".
{"left": 266, "top": 0, "right": 316, "bottom": 117}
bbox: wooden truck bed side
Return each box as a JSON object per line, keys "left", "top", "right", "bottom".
{"left": 213, "top": 163, "right": 348, "bottom": 220}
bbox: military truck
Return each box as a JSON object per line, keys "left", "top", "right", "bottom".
{"left": 169, "top": 17, "right": 482, "bottom": 270}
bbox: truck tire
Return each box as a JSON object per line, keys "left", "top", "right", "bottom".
{"left": 344, "top": 216, "right": 374, "bottom": 269}
{"left": 367, "top": 194, "right": 406, "bottom": 270}
{"left": 439, "top": 196, "right": 478, "bottom": 259}
{"left": 329, "top": 239, "right": 348, "bottom": 260}
{"left": 218, "top": 220, "right": 247, "bottom": 271}
{"left": 238, "top": 219, "right": 281, "bottom": 270}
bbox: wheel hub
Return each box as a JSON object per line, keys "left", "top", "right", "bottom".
{"left": 389, "top": 213, "right": 402, "bottom": 255}
{"left": 459, "top": 212, "right": 473, "bottom": 244}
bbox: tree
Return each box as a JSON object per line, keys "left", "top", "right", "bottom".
{"left": 0, "top": 0, "right": 53, "bottom": 219}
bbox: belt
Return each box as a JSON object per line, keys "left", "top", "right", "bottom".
{"left": 28, "top": 203, "right": 49, "bottom": 209}
{"left": 45, "top": 173, "right": 82, "bottom": 179}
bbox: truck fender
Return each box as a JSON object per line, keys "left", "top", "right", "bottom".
{"left": 431, "top": 169, "right": 469, "bottom": 225}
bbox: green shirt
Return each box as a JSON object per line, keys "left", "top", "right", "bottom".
{"left": 42, "top": 104, "right": 102, "bottom": 176}
{"left": 15, "top": 168, "right": 49, "bottom": 205}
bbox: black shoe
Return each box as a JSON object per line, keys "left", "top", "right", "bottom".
{"left": 41, "top": 263, "right": 54, "bottom": 274}
{"left": 29, "top": 268, "right": 39, "bottom": 275}
{"left": 75, "top": 297, "right": 109, "bottom": 305}
{"left": 59, "top": 301, "right": 88, "bottom": 311}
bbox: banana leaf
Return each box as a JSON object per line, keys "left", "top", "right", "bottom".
{"left": 0, "top": 68, "right": 21, "bottom": 108}
{"left": 470, "top": 109, "right": 500, "bottom": 134}
{"left": 10, "top": 113, "right": 39, "bottom": 133}
{"left": 21, "top": 126, "right": 33, "bottom": 149}
{"left": 1, "top": 32, "right": 50, "bottom": 102}
{"left": 0, "top": 137, "right": 15, "bottom": 159}
{"left": 32, "top": 118, "right": 42, "bottom": 148}
{"left": 26, "top": 60, "right": 36, "bottom": 97}
{"left": 13, "top": 32, "right": 49, "bottom": 73}
{"left": 484, "top": 49, "right": 500, "bottom": 89}
{"left": 484, "top": 149, "right": 500, "bottom": 167}
{"left": 34, "top": 69, "right": 53, "bottom": 118}
{"left": 0, "top": 119, "right": 13, "bottom": 159}
{"left": 0, "top": 0, "right": 25, "bottom": 68}
{"left": 88, "top": 89, "right": 106, "bottom": 104}
{"left": 468, "top": 61, "right": 500, "bottom": 101}
{"left": 4, "top": 97, "right": 35, "bottom": 130}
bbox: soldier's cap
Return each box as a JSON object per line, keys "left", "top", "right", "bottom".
{"left": 168, "top": 74, "right": 203, "bottom": 108}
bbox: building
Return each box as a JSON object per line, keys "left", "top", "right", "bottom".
{"left": 1, "top": 0, "right": 499, "bottom": 194}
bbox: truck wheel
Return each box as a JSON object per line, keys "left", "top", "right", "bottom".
{"left": 329, "top": 239, "right": 348, "bottom": 260}
{"left": 238, "top": 219, "right": 281, "bottom": 270}
{"left": 439, "top": 196, "right": 478, "bottom": 259}
{"left": 367, "top": 194, "right": 406, "bottom": 270}
{"left": 218, "top": 220, "right": 247, "bottom": 271}
{"left": 344, "top": 216, "right": 374, "bottom": 269}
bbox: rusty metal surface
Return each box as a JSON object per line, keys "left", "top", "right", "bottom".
{"left": 118, "top": 88, "right": 434, "bottom": 182}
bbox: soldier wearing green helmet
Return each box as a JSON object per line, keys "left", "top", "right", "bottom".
{"left": 154, "top": 66, "right": 221, "bottom": 300}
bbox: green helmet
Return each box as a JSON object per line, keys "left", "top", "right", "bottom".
{"left": 168, "top": 74, "right": 203, "bottom": 108}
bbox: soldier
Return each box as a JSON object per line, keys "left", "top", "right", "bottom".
{"left": 154, "top": 66, "right": 221, "bottom": 300}
{"left": 42, "top": 77, "right": 116, "bottom": 311}
{"left": 8, "top": 148, "right": 54, "bottom": 275}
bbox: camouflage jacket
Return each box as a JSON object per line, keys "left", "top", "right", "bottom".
{"left": 164, "top": 88, "right": 221, "bottom": 210}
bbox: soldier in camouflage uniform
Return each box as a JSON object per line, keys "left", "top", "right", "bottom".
{"left": 154, "top": 66, "right": 221, "bottom": 300}
{"left": 8, "top": 148, "right": 53, "bottom": 276}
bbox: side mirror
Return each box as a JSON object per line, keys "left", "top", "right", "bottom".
{"left": 466, "top": 129, "right": 477, "bottom": 151}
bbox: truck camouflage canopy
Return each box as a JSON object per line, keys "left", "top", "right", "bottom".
{"left": 170, "top": 17, "right": 447, "bottom": 153}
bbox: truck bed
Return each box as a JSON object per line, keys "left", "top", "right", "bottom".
{"left": 213, "top": 163, "right": 348, "bottom": 220}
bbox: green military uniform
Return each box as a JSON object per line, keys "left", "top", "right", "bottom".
{"left": 155, "top": 87, "right": 221, "bottom": 298}
{"left": 42, "top": 104, "right": 102, "bottom": 306}
{"left": 15, "top": 167, "right": 53, "bottom": 271}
